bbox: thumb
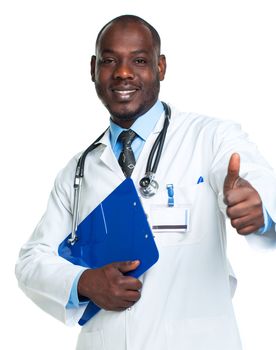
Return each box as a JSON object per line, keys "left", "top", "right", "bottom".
{"left": 224, "top": 153, "right": 240, "bottom": 192}
{"left": 114, "top": 260, "right": 140, "bottom": 274}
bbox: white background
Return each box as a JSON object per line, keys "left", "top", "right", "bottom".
{"left": 1, "top": 0, "right": 276, "bottom": 349}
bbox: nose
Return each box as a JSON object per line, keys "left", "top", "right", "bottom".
{"left": 113, "top": 61, "right": 134, "bottom": 80}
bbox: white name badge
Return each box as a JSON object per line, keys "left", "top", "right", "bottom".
{"left": 150, "top": 205, "right": 190, "bottom": 233}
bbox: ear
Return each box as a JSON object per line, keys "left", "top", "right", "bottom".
{"left": 90, "top": 55, "right": 96, "bottom": 82}
{"left": 158, "top": 54, "right": 166, "bottom": 81}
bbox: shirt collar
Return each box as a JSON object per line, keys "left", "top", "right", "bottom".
{"left": 109, "top": 100, "right": 164, "bottom": 149}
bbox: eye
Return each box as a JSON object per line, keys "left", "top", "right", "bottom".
{"left": 135, "top": 58, "right": 147, "bottom": 65}
{"left": 100, "top": 57, "right": 115, "bottom": 65}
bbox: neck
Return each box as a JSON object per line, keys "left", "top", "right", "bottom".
{"left": 111, "top": 117, "right": 136, "bottom": 129}
{"left": 110, "top": 101, "right": 158, "bottom": 129}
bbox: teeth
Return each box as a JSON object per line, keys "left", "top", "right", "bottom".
{"left": 115, "top": 90, "right": 136, "bottom": 94}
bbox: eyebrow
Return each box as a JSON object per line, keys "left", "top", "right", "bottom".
{"left": 100, "top": 49, "right": 150, "bottom": 55}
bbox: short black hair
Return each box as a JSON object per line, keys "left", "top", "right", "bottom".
{"left": 95, "top": 15, "right": 161, "bottom": 54}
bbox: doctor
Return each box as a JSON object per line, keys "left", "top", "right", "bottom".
{"left": 16, "top": 15, "right": 276, "bottom": 350}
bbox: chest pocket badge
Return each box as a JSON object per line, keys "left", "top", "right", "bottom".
{"left": 150, "top": 205, "right": 190, "bottom": 233}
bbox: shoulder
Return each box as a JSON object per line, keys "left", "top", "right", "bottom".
{"left": 53, "top": 153, "right": 81, "bottom": 201}
{"left": 169, "top": 104, "right": 244, "bottom": 138}
{"left": 170, "top": 104, "right": 237, "bottom": 128}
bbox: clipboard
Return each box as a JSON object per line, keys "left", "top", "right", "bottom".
{"left": 58, "top": 178, "right": 159, "bottom": 325}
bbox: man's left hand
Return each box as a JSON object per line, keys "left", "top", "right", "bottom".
{"left": 223, "top": 153, "right": 264, "bottom": 235}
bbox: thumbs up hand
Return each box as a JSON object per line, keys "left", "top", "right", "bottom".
{"left": 223, "top": 153, "right": 264, "bottom": 235}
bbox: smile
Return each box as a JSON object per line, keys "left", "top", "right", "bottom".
{"left": 112, "top": 89, "right": 138, "bottom": 100}
{"left": 113, "top": 89, "right": 136, "bottom": 95}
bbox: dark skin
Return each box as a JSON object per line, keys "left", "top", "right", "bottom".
{"left": 78, "top": 19, "right": 264, "bottom": 311}
{"left": 78, "top": 260, "right": 142, "bottom": 311}
{"left": 224, "top": 153, "right": 264, "bottom": 235}
{"left": 90, "top": 20, "right": 166, "bottom": 128}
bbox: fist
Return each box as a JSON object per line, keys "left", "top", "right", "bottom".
{"left": 223, "top": 153, "right": 264, "bottom": 235}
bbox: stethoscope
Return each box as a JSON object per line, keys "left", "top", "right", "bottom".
{"left": 68, "top": 101, "right": 171, "bottom": 245}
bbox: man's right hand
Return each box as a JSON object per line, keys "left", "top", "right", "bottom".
{"left": 77, "top": 260, "right": 142, "bottom": 311}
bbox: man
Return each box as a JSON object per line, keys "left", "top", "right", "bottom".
{"left": 16, "top": 15, "right": 276, "bottom": 350}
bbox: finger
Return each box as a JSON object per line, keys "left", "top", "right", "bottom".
{"left": 112, "top": 300, "right": 137, "bottom": 311}
{"left": 227, "top": 203, "right": 250, "bottom": 219}
{"left": 107, "top": 301, "right": 135, "bottom": 311}
{"left": 107, "top": 291, "right": 141, "bottom": 310}
{"left": 224, "top": 181, "right": 255, "bottom": 207}
{"left": 224, "top": 153, "right": 240, "bottom": 192}
{"left": 226, "top": 191, "right": 256, "bottom": 217}
{"left": 224, "top": 188, "right": 247, "bottom": 208}
{"left": 230, "top": 214, "right": 264, "bottom": 233}
{"left": 230, "top": 215, "right": 254, "bottom": 230}
{"left": 236, "top": 224, "right": 259, "bottom": 235}
{"left": 123, "top": 290, "right": 141, "bottom": 302}
{"left": 114, "top": 260, "right": 140, "bottom": 274}
{"left": 118, "top": 276, "right": 143, "bottom": 291}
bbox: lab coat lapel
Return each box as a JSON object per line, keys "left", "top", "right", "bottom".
{"left": 97, "top": 129, "right": 124, "bottom": 177}
{"left": 96, "top": 109, "right": 166, "bottom": 179}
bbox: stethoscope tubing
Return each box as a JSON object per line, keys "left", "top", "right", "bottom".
{"left": 69, "top": 102, "right": 171, "bottom": 245}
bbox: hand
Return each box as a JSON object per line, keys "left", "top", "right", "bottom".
{"left": 223, "top": 153, "right": 264, "bottom": 235}
{"left": 77, "top": 260, "right": 142, "bottom": 311}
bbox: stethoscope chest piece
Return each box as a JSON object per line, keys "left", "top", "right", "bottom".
{"left": 139, "top": 173, "right": 159, "bottom": 198}
{"left": 68, "top": 102, "right": 171, "bottom": 245}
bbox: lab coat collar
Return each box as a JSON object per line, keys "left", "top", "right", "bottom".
{"left": 109, "top": 100, "right": 164, "bottom": 149}
{"left": 97, "top": 105, "right": 167, "bottom": 176}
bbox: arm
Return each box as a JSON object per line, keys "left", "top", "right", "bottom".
{"left": 15, "top": 164, "right": 88, "bottom": 325}
{"left": 223, "top": 153, "right": 264, "bottom": 235}
{"left": 209, "top": 121, "right": 276, "bottom": 246}
{"left": 16, "top": 158, "right": 143, "bottom": 324}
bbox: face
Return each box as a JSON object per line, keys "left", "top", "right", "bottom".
{"left": 91, "top": 21, "right": 166, "bottom": 128}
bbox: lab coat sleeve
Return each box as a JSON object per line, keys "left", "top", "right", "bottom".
{"left": 15, "top": 158, "right": 87, "bottom": 325}
{"left": 208, "top": 119, "right": 276, "bottom": 249}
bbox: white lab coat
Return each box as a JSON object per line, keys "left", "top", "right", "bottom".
{"left": 16, "top": 106, "right": 276, "bottom": 350}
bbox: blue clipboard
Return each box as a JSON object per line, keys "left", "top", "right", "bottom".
{"left": 58, "top": 178, "right": 159, "bottom": 325}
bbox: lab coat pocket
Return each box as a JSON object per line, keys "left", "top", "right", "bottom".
{"left": 149, "top": 184, "right": 207, "bottom": 246}
{"left": 76, "top": 329, "right": 105, "bottom": 350}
